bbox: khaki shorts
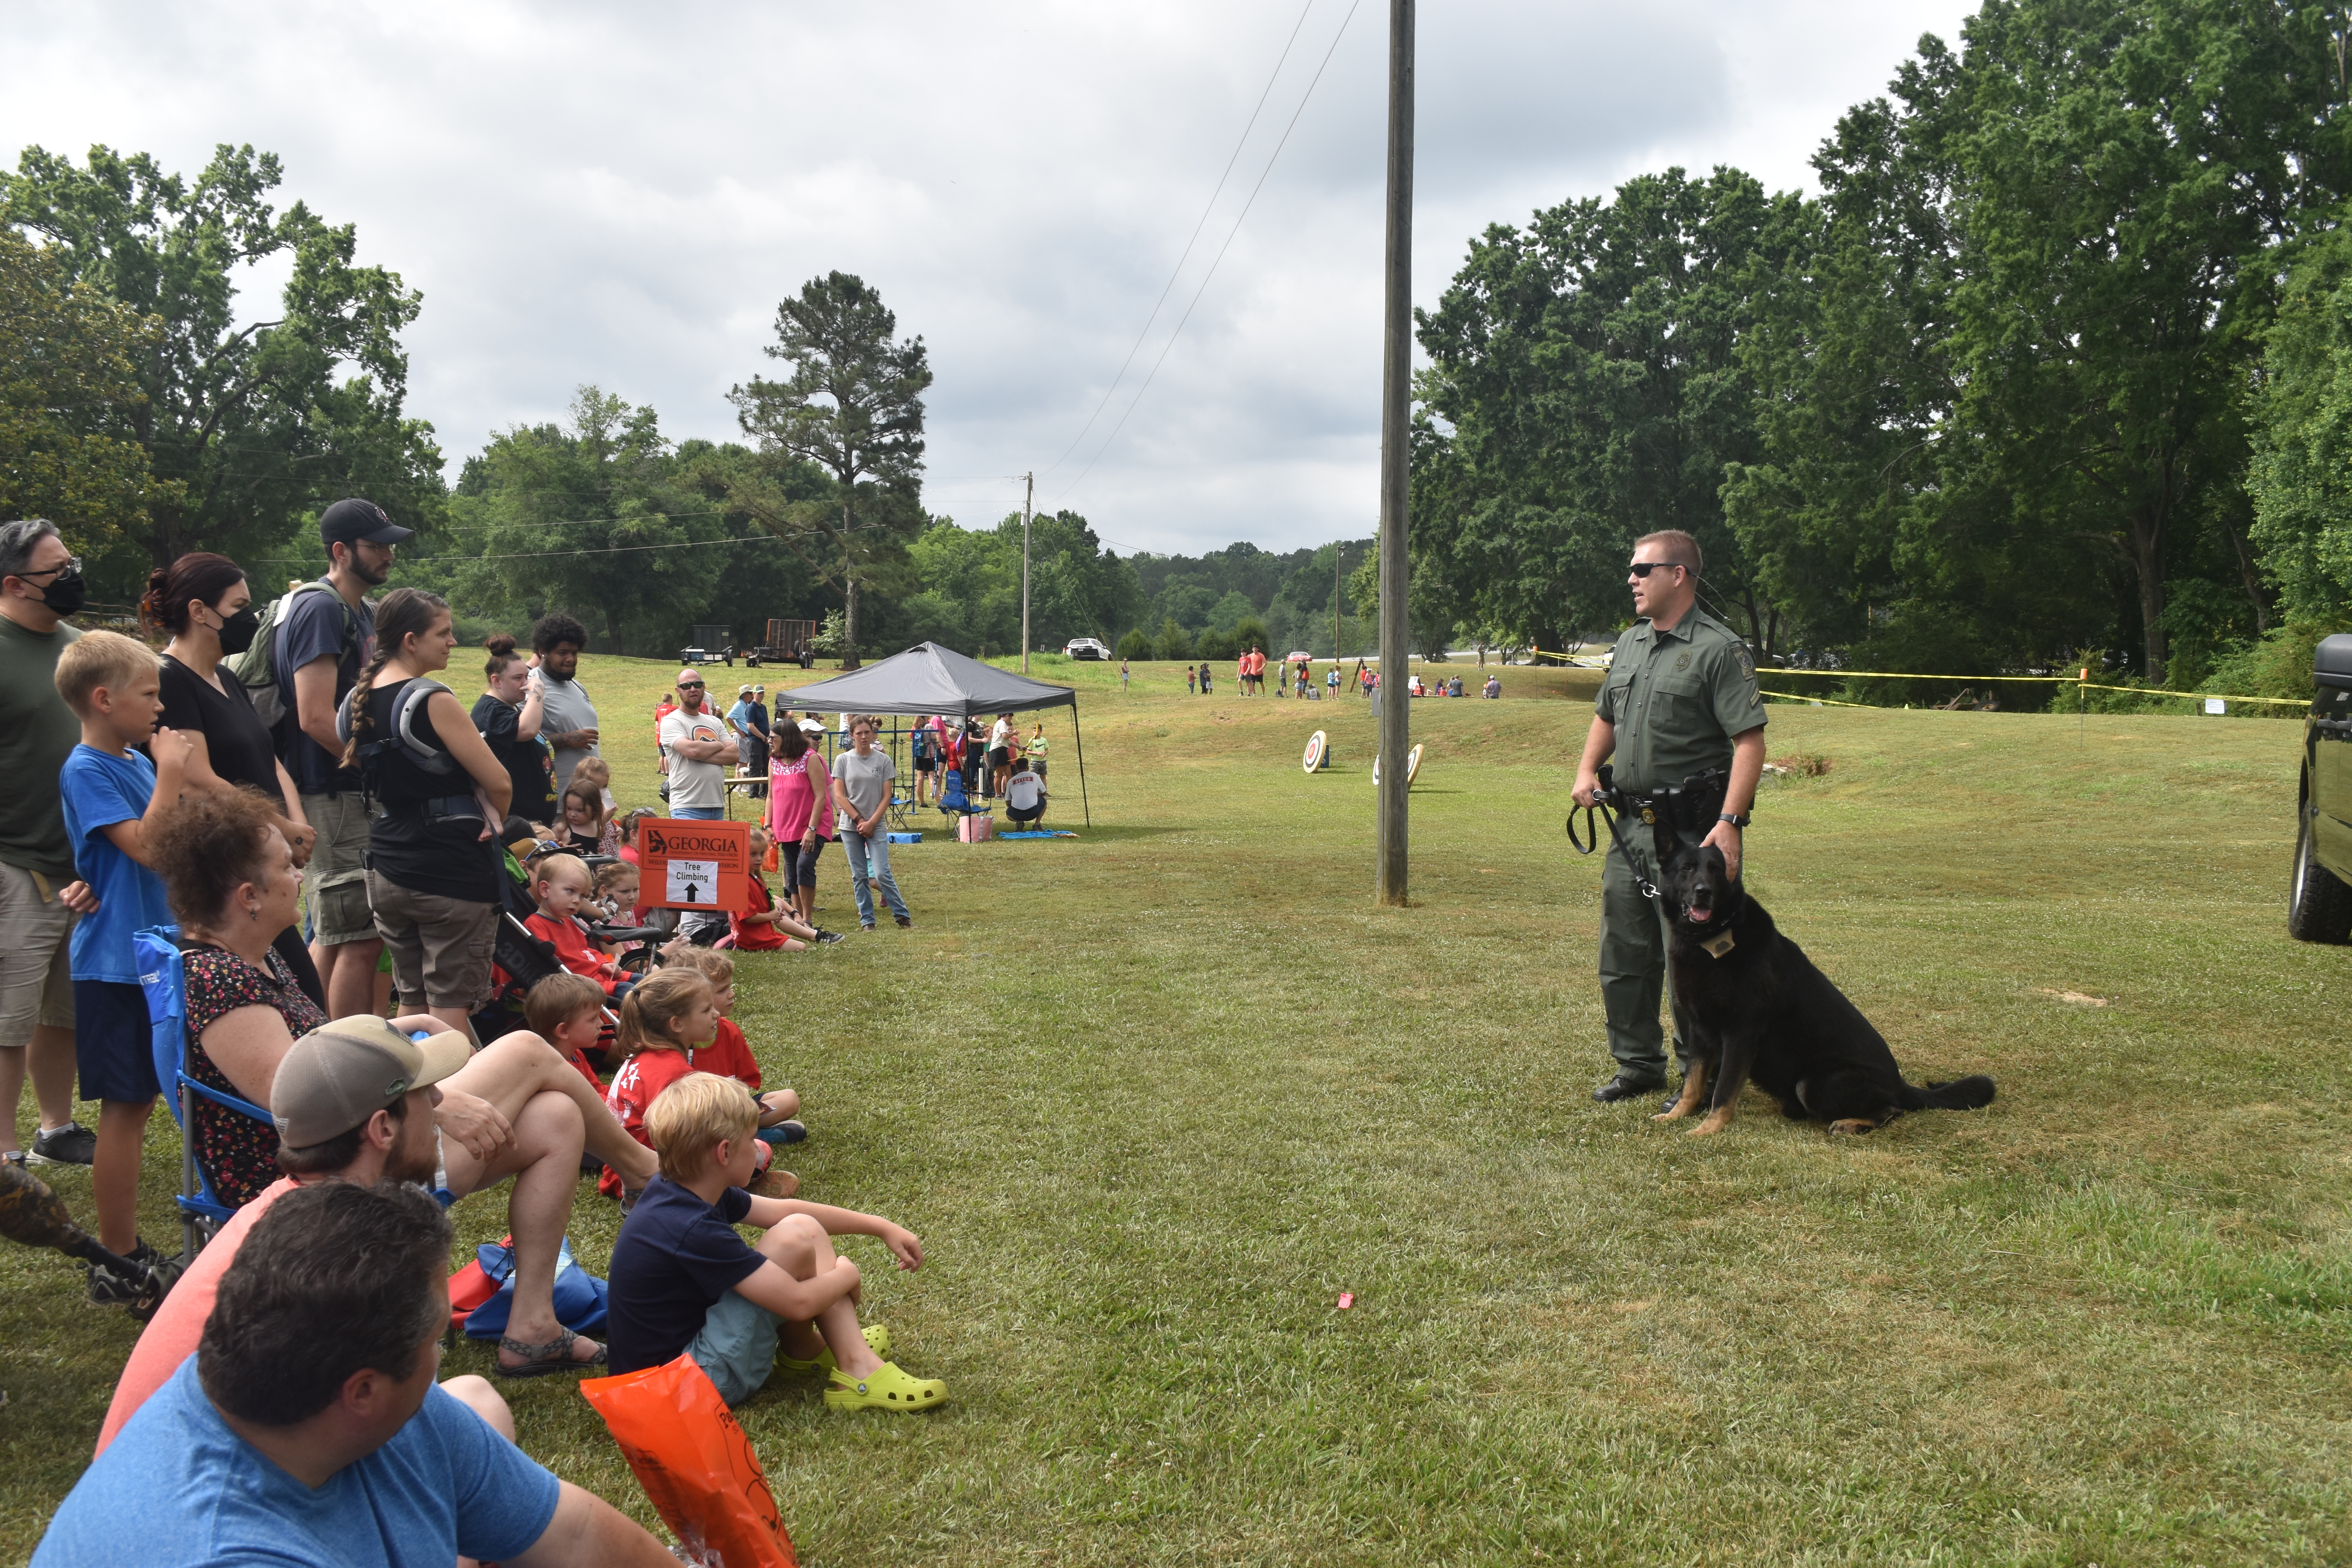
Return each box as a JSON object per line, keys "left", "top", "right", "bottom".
{"left": 366, "top": 872, "right": 497, "bottom": 1012}
{"left": 300, "top": 791, "right": 376, "bottom": 948}
{"left": 0, "top": 860, "right": 74, "bottom": 1043}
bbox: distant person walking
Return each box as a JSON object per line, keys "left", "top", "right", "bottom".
{"left": 728, "top": 683, "right": 769, "bottom": 800}
{"left": 1199, "top": 661, "right": 1213, "bottom": 695}
{"left": 1120, "top": 658, "right": 1130, "bottom": 693}
{"left": 831, "top": 717, "right": 911, "bottom": 930}
{"left": 1187, "top": 666, "right": 1196, "bottom": 696}
{"left": 528, "top": 613, "right": 600, "bottom": 796}
{"left": 278, "top": 497, "right": 405, "bottom": 1021}
{"left": 145, "top": 551, "right": 325, "bottom": 1011}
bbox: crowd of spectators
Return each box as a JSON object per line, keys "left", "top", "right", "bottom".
{"left": 5, "top": 506, "right": 956, "bottom": 1564}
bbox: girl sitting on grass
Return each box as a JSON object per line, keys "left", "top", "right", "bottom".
{"left": 731, "top": 823, "right": 835, "bottom": 951}
{"left": 598, "top": 967, "right": 796, "bottom": 1204}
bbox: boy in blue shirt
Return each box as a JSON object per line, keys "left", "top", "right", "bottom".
{"left": 606, "top": 1071, "right": 946, "bottom": 1412}
{"left": 54, "top": 630, "right": 191, "bottom": 1299}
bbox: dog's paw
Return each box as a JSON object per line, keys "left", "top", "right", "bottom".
{"left": 1689, "top": 1112, "right": 1733, "bottom": 1136}
{"left": 1827, "top": 1118, "right": 1875, "bottom": 1136}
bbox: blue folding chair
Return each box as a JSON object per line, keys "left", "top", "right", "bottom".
{"left": 135, "top": 925, "right": 273, "bottom": 1258}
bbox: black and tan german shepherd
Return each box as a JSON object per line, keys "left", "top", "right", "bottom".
{"left": 1651, "top": 821, "right": 1996, "bottom": 1136}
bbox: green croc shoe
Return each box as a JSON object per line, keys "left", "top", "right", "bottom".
{"left": 824, "top": 1359, "right": 946, "bottom": 1413}
{"left": 776, "top": 1323, "right": 889, "bottom": 1376}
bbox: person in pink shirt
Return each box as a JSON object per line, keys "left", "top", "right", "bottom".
{"left": 767, "top": 722, "right": 839, "bottom": 933}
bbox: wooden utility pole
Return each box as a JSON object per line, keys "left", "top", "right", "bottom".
{"left": 1375, "top": 0, "right": 1414, "bottom": 906}
{"left": 1333, "top": 542, "right": 1345, "bottom": 661}
{"left": 1020, "top": 471, "right": 1034, "bottom": 674}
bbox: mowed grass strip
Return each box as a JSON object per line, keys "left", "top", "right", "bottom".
{"left": 5, "top": 656, "right": 2348, "bottom": 1566}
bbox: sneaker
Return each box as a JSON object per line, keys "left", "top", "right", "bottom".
{"left": 1, "top": 1149, "right": 25, "bottom": 1171}
{"left": 89, "top": 1240, "right": 181, "bottom": 1314}
{"left": 815, "top": 929, "right": 848, "bottom": 946}
{"left": 757, "top": 1119, "right": 808, "bottom": 1146}
{"left": 893, "top": 914, "right": 913, "bottom": 929}
{"left": 29, "top": 1122, "right": 96, "bottom": 1166}
{"left": 860, "top": 922, "right": 877, "bottom": 932}
{"left": 748, "top": 1167, "right": 800, "bottom": 1199}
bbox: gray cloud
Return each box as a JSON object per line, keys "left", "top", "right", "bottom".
{"left": 3, "top": 0, "right": 1975, "bottom": 555}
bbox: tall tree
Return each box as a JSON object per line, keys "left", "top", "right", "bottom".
{"left": 725, "top": 271, "right": 931, "bottom": 668}
{"left": 444, "top": 387, "right": 729, "bottom": 656}
{"left": 0, "top": 143, "right": 443, "bottom": 582}
{"left": 0, "top": 228, "right": 162, "bottom": 559}
{"left": 1414, "top": 167, "right": 1793, "bottom": 652}
{"left": 1892, "top": 0, "right": 2352, "bottom": 682}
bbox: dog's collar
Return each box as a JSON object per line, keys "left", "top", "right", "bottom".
{"left": 1699, "top": 928, "right": 1736, "bottom": 959}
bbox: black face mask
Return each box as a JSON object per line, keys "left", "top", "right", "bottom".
{"left": 36, "top": 566, "right": 85, "bottom": 618}
{"left": 214, "top": 605, "right": 261, "bottom": 655}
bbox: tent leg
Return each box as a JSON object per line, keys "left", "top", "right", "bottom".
{"left": 1074, "top": 704, "right": 1091, "bottom": 828}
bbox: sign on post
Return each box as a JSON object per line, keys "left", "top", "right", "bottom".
{"left": 636, "top": 818, "right": 752, "bottom": 913}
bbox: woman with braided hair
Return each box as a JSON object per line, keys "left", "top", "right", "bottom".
{"left": 345, "top": 588, "right": 513, "bottom": 1036}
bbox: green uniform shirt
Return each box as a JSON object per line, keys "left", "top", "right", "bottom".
{"left": 0, "top": 614, "right": 84, "bottom": 879}
{"left": 1593, "top": 609, "right": 1766, "bottom": 794}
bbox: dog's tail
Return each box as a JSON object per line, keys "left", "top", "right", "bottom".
{"left": 1899, "top": 1074, "right": 1996, "bottom": 1112}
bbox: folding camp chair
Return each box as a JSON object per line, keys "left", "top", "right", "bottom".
{"left": 937, "top": 764, "right": 982, "bottom": 824}
{"left": 135, "top": 924, "right": 273, "bottom": 1259}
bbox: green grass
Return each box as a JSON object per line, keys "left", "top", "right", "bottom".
{"left": 7, "top": 658, "right": 2350, "bottom": 1566}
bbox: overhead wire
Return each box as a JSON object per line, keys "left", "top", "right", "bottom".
{"left": 1051, "top": 0, "right": 1364, "bottom": 509}
{"left": 1036, "top": 0, "right": 1321, "bottom": 486}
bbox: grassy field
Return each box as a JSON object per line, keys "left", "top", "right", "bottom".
{"left": 6, "top": 652, "right": 2350, "bottom": 1566}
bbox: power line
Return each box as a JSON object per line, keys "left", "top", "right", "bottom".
{"left": 1052, "top": 0, "right": 1364, "bottom": 508}
{"left": 1036, "top": 0, "right": 1321, "bottom": 487}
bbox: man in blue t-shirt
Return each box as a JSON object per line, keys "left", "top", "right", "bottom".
{"left": 36, "top": 1182, "right": 675, "bottom": 1568}
{"left": 277, "top": 498, "right": 403, "bottom": 1020}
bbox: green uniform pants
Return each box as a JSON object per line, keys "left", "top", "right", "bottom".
{"left": 1599, "top": 820, "right": 1688, "bottom": 1084}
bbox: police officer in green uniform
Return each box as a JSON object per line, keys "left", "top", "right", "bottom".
{"left": 1572, "top": 530, "right": 1769, "bottom": 1105}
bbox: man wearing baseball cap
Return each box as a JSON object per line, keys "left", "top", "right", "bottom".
{"left": 96, "top": 1015, "right": 621, "bottom": 1450}
{"left": 279, "top": 499, "right": 414, "bottom": 1020}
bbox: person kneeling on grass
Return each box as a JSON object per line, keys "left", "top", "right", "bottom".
{"left": 606, "top": 1071, "right": 945, "bottom": 1412}
{"left": 597, "top": 967, "right": 795, "bottom": 1205}
{"left": 40, "top": 1182, "right": 676, "bottom": 1568}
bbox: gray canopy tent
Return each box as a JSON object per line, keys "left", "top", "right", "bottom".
{"left": 786, "top": 641, "right": 1091, "bottom": 825}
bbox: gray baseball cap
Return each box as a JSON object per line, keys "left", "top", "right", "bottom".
{"left": 270, "top": 1018, "right": 470, "bottom": 1147}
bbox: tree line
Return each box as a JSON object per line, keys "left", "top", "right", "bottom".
{"left": 0, "top": 138, "right": 1393, "bottom": 669}
{"left": 1413, "top": 0, "right": 2352, "bottom": 696}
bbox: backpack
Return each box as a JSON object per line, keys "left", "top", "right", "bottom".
{"left": 335, "top": 677, "right": 466, "bottom": 782}
{"left": 227, "top": 580, "right": 358, "bottom": 731}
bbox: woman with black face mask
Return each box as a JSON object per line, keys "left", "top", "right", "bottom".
{"left": 144, "top": 554, "right": 326, "bottom": 1010}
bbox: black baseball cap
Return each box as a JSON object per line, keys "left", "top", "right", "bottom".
{"left": 319, "top": 497, "right": 415, "bottom": 547}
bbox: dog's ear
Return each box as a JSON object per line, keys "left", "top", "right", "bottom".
{"left": 1652, "top": 817, "right": 1684, "bottom": 862}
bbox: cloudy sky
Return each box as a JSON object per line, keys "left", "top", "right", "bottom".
{"left": 4, "top": 0, "right": 1975, "bottom": 558}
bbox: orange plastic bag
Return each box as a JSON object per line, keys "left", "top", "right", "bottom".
{"left": 580, "top": 1354, "right": 797, "bottom": 1568}
{"left": 762, "top": 840, "right": 780, "bottom": 872}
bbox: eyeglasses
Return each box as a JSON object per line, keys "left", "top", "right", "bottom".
{"left": 678, "top": 682, "right": 705, "bottom": 690}
{"left": 1626, "top": 561, "right": 1684, "bottom": 579}
{"left": 16, "top": 555, "right": 83, "bottom": 582}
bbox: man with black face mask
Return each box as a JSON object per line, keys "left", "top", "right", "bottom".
{"left": 0, "top": 519, "right": 103, "bottom": 1172}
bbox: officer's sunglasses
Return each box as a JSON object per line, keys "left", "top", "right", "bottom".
{"left": 1626, "top": 561, "right": 1683, "bottom": 578}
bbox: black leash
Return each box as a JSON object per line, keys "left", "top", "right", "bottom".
{"left": 1566, "top": 765, "right": 1662, "bottom": 902}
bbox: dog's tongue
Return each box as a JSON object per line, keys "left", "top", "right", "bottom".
{"left": 1688, "top": 906, "right": 1714, "bottom": 923}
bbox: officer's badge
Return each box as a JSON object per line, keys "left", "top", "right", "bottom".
{"left": 1735, "top": 644, "right": 1755, "bottom": 678}
{"left": 1675, "top": 651, "right": 1691, "bottom": 671}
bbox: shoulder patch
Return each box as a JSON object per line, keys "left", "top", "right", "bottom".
{"left": 1735, "top": 643, "right": 1755, "bottom": 678}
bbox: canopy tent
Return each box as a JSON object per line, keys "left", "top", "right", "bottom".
{"left": 786, "top": 641, "right": 1091, "bottom": 825}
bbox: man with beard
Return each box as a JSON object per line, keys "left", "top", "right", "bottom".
{"left": 94, "top": 1017, "right": 522, "bottom": 1452}
{"left": 527, "top": 612, "right": 600, "bottom": 797}
{"left": 280, "top": 499, "right": 409, "bottom": 1018}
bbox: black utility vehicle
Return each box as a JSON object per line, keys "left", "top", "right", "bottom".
{"left": 2291, "top": 633, "right": 2352, "bottom": 941}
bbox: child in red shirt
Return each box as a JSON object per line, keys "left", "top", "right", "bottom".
{"left": 524, "top": 853, "right": 634, "bottom": 1000}
{"left": 670, "top": 947, "right": 805, "bottom": 1147}
{"left": 733, "top": 824, "right": 823, "bottom": 951}
{"left": 523, "top": 971, "right": 610, "bottom": 1090}
{"left": 597, "top": 967, "right": 794, "bottom": 1202}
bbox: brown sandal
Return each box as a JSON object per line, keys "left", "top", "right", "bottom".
{"left": 495, "top": 1328, "right": 606, "bottom": 1379}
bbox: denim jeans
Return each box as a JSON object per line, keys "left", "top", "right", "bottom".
{"left": 839, "top": 826, "right": 910, "bottom": 925}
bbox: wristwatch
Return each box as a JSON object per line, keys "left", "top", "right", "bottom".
{"left": 1718, "top": 811, "right": 1750, "bottom": 828}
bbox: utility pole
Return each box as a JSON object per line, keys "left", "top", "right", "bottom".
{"left": 1333, "top": 542, "right": 1345, "bottom": 661}
{"left": 1020, "top": 470, "right": 1034, "bottom": 674}
{"left": 1375, "top": 0, "right": 1414, "bottom": 907}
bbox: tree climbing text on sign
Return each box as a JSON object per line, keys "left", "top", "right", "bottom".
{"left": 635, "top": 818, "right": 752, "bottom": 913}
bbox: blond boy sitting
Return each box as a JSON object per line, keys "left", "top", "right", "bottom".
{"left": 603, "top": 1072, "right": 946, "bottom": 1412}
